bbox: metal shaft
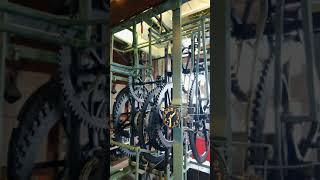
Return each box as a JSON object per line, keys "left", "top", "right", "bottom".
{"left": 172, "top": 1, "right": 184, "bottom": 179}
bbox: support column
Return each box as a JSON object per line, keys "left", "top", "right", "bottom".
{"left": 133, "top": 23, "right": 139, "bottom": 69}
{"left": 301, "top": 0, "right": 318, "bottom": 124}
{"left": 274, "top": 0, "right": 285, "bottom": 179}
{"left": 315, "top": 33, "right": 320, "bottom": 79}
{"left": 0, "top": 0, "right": 7, "bottom": 173}
{"left": 172, "top": 0, "right": 183, "bottom": 179}
{"left": 211, "top": 0, "right": 232, "bottom": 175}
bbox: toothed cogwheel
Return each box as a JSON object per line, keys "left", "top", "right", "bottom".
{"left": 58, "top": 46, "right": 107, "bottom": 129}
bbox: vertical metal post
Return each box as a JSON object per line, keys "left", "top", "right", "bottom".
{"left": 148, "top": 28, "right": 152, "bottom": 75}
{"left": 110, "top": 34, "right": 114, "bottom": 113}
{"left": 133, "top": 23, "right": 139, "bottom": 69}
{"left": 135, "top": 150, "right": 140, "bottom": 180}
{"left": 0, "top": 0, "right": 6, "bottom": 171}
{"left": 106, "top": 6, "right": 111, "bottom": 178}
{"left": 190, "top": 33, "right": 195, "bottom": 89}
{"left": 201, "top": 19, "right": 210, "bottom": 102}
{"left": 211, "top": 0, "right": 232, "bottom": 174}
{"left": 67, "top": 115, "right": 81, "bottom": 180}
{"left": 79, "top": 0, "right": 91, "bottom": 40}
{"left": 315, "top": 33, "right": 320, "bottom": 79}
{"left": 274, "top": 0, "right": 285, "bottom": 179}
{"left": 172, "top": 0, "right": 183, "bottom": 179}
{"left": 196, "top": 30, "right": 200, "bottom": 116}
{"left": 301, "top": 0, "right": 318, "bottom": 124}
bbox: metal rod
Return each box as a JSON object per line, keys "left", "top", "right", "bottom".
{"left": 133, "top": 22, "right": 139, "bottom": 74}
{"left": 301, "top": 0, "right": 318, "bottom": 124}
{"left": 172, "top": 1, "right": 184, "bottom": 179}
{"left": 196, "top": 31, "right": 200, "bottom": 116}
{"left": 274, "top": 0, "right": 285, "bottom": 179}
{"left": 0, "top": 23, "right": 107, "bottom": 47}
{"left": 111, "top": 67, "right": 131, "bottom": 76}
{"left": 114, "top": 20, "right": 210, "bottom": 53}
{"left": 201, "top": 19, "right": 210, "bottom": 103}
{"left": 135, "top": 149, "right": 140, "bottom": 180}
{"left": 148, "top": 28, "right": 152, "bottom": 76}
{"left": 211, "top": 0, "right": 232, "bottom": 174}
{"left": 0, "top": 0, "right": 6, "bottom": 170}
{"left": 112, "top": 75, "right": 128, "bottom": 82}
{"left": 0, "top": 2, "right": 108, "bottom": 26}
{"left": 251, "top": 162, "right": 320, "bottom": 170}
{"left": 112, "top": 0, "right": 180, "bottom": 33}
{"left": 111, "top": 62, "right": 132, "bottom": 70}
{"left": 9, "top": 44, "right": 57, "bottom": 63}
{"left": 110, "top": 166, "right": 133, "bottom": 180}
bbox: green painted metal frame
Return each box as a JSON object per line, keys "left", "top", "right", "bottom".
{"left": 0, "top": 23, "right": 107, "bottom": 48}
{"left": 211, "top": 0, "right": 232, "bottom": 174}
{"left": 0, "top": 0, "right": 7, "bottom": 171}
{"left": 110, "top": 140, "right": 141, "bottom": 180}
{"left": 114, "top": 17, "right": 209, "bottom": 53}
{"left": 0, "top": 1, "right": 108, "bottom": 26}
{"left": 112, "top": 0, "right": 182, "bottom": 33}
{"left": 274, "top": 0, "right": 285, "bottom": 179}
{"left": 0, "top": 2, "right": 109, "bottom": 49}
{"left": 171, "top": 1, "right": 185, "bottom": 179}
{"left": 110, "top": 1, "right": 212, "bottom": 179}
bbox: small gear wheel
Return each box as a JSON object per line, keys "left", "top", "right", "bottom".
{"left": 58, "top": 46, "right": 107, "bottom": 129}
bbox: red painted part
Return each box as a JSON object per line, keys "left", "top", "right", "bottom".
{"left": 193, "top": 137, "right": 210, "bottom": 161}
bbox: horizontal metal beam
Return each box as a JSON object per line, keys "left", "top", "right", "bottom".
{"left": 110, "top": 166, "right": 133, "bottom": 180}
{"left": 112, "top": 0, "right": 181, "bottom": 33}
{"left": 111, "top": 66, "right": 132, "bottom": 76}
{"left": 112, "top": 75, "right": 128, "bottom": 82}
{"left": 0, "top": 2, "right": 108, "bottom": 26}
{"left": 9, "top": 44, "right": 57, "bottom": 63}
{"left": 0, "top": 23, "right": 106, "bottom": 47}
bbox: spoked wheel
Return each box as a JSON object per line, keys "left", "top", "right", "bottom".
{"left": 112, "top": 87, "right": 138, "bottom": 153}
{"left": 149, "top": 83, "right": 174, "bottom": 149}
{"left": 128, "top": 76, "right": 150, "bottom": 103}
{"left": 138, "top": 87, "right": 166, "bottom": 168}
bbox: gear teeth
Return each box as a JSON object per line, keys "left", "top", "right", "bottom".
{"left": 247, "top": 58, "right": 274, "bottom": 167}
{"left": 7, "top": 80, "right": 63, "bottom": 179}
{"left": 149, "top": 84, "right": 174, "bottom": 149}
{"left": 58, "top": 46, "right": 107, "bottom": 130}
{"left": 128, "top": 76, "right": 146, "bottom": 103}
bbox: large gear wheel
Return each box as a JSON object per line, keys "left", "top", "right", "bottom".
{"left": 137, "top": 86, "right": 166, "bottom": 167}
{"left": 128, "top": 76, "right": 149, "bottom": 103}
{"left": 112, "top": 86, "right": 143, "bottom": 156}
{"left": 7, "top": 80, "right": 64, "bottom": 180}
{"left": 148, "top": 83, "right": 174, "bottom": 149}
{"left": 112, "top": 87, "right": 133, "bottom": 143}
{"left": 58, "top": 46, "right": 107, "bottom": 130}
{"left": 247, "top": 58, "right": 273, "bottom": 166}
{"left": 247, "top": 58, "right": 290, "bottom": 177}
